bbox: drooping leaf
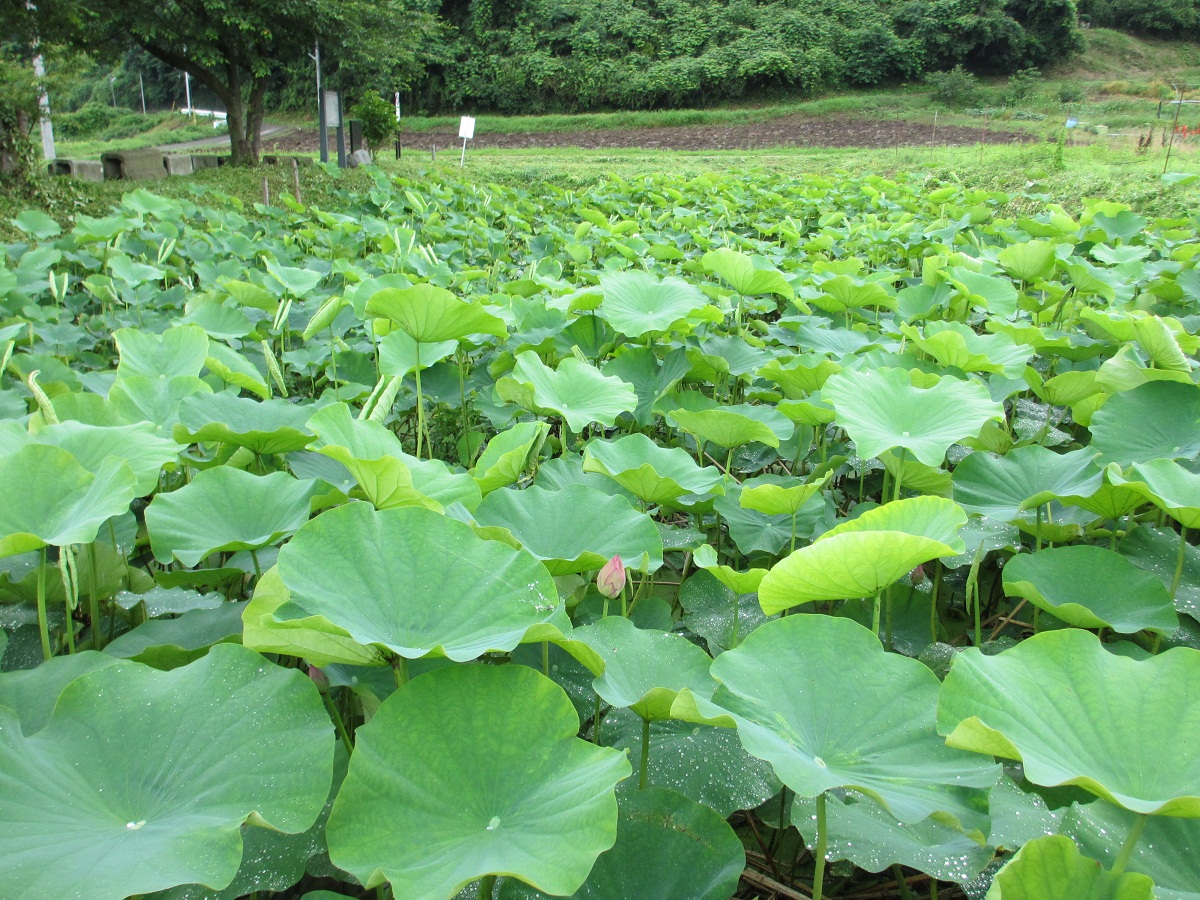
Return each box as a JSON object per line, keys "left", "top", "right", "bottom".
{"left": 598, "top": 271, "right": 710, "bottom": 337}
{"left": 506, "top": 351, "right": 637, "bottom": 432}
{"left": 582, "top": 434, "right": 725, "bottom": 505}
{"left": 984, "top": 835, "right": 1154, "bottom": 900}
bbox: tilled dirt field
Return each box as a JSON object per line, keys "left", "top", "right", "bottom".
{"left": 260, "top": 115, "right": 1035, "bottom": 156}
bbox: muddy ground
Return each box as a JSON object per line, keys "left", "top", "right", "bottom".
{"left": 259, "top": 116, "right": 1036, "bottom": 156}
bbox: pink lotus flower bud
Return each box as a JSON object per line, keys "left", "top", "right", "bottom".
{"left": 596, "top": 555, "right": 626, "bottom": 599}
{"left": 308, "top": 664, "right": 330, "bottom": 695}
{"left": 910, "top": 564, "right": 926, "bottom": 585}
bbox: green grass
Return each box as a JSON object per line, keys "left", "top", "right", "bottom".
{"left": 55, "top": 118, "right": 228, "bottom": 160}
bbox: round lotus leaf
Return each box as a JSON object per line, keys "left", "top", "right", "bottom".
{"left": 115, "top": 324, "right": 209, "bottom": 379}
{"left": 602, "top": 707, "right": 779, "bottom": 817}
{"left": 984, "top": 835, "right": 1154, "bottom": 900}
{"left": 573, "top": 616, "right": 714, "bottom": 720}
{"left": 175, "top": 393, "right": 315, "bottom": 455}
{"left": 739, "top": 471, "right": 831, "bottom": 517}
{"left": 900, "top": 322, "right": 1033, "bottom": 377}
{"left": 0, "top": 650, "right": 119, "bottom": 735}
{"left": 582, "top": 433, "right": 725, "bottom": 505}
{"left": 1063, "top": 799, "right": 1200, "bottom": 899}
{"left": 506, "top": 351, "right": 637, "bottom": 433}
{"left": 365, "top": 284, "right": 507, "bottom": 343}
{"left": 997, "top": 240, "right": 1057, "bottom": 283}
{"left": 145, "top": 468, "right": 314, "bottom": 567}
{"left": 0, "top": 444, "right": 138, "bottom": 558}
{"left": 0, "top": 643, "right": 333, "bottom": 899}
{"left": 103, "top": 602, "right": 246, "bottom": 669}
{"left": 473, "top": 422, "right": 551, "bottom": 495}
{"left": 791, "top": 792, "right": 994, "bottom": 884}
{"left": 952, "top": 446, "right": 1104, "bottom": 522}
{"left": 326, "top": 664, "right": 630, "bottom": 897}
{"left": 1111, "top": 459, "right": 1200, "bottom": 529}
{"left": 474, "top": 483, "right": 663, "bottom": 575}
{"left": 598, "top": 271, "right": 710, "bottom": 337}
{"left": 758, "top": 497, "right": 967, "bottom": 614}
{"left": 498, "top": 787, "right": 745, "bottom": 900}
{"left": 26, "top": 421, "right": 181, "bottom": 495}
{"left": 109, "top": 375, "right": 213, "bottom": 432}
{"left": 823, "top": 367, "right": 1004, "bottom": 467}
{"left": 1002, "top": 546, "right": 1178, "bottom": 635}
{"left": 938, "top": 629, "right": 1200, "bottom": 816}
{"left": 275, "top": 503, "right": 566, "bottom": 661}
{"left": 673, "top": 614, "right": 999, "bottom": 837}
{"left": 1090, "top": 382, "right": 1200, "bottom": 466}
{"left": 668, "top": 403, "right": 792, "bottom": 450}
{"left": 702, "top": 248, "right": 795, "bottom": 299}
{"left": 1118, "top": 526, "right": 1200, "bottom": 624}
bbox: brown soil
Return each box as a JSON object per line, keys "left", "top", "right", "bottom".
{"left": 261, "top": 115, "right": 1035, "bottom": 156}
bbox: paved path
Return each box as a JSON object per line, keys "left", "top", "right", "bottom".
{"left": 156, "top": 124, "right": 293, "bottom": 152}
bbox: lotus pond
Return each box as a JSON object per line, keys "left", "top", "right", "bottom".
{"left": 0, "top": 169, "right": 1198, "bottom": 900}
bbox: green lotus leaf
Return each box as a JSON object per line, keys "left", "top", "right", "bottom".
{"left": 175, "top": 393, "right": 315, "bottom": 455}
{"left": 204, "top": 341, "right": 270, "bottom": 399}
{"left": 602, "top": 707, "right": 779, "bottom": 817}
{"left": 582, "top": 434, "right": 725, "bottom": 505}
{"left": 598, "top": 270, "right": 710, "bottom": 337}
{"left": 145, "top": 468, "right": 313, "bottom": 567}
{"left": 997, "top": 240, "right": 1058, "bottom": 283}
{"left": 758, "top": 497, "right": 967, "bottom": 614}
{"left": 757, "top": 356, "right": 841, "bottom": 399}
{"left": 326, "top": 664, "right": 630, "bottom": 897}
{"left": 1090, "top": 382, "right": 1200, "bottom": 465}
{"left": 984, "top": 835, "right": 1154, "bottom": 900}
{"left": 740, "top": 471, "right": 831, "bottom": 516}
{"left": 823, "top": 367, "right": 1004, "bottom": 466}
{"left": 377, "top": 329, "right": 458, "bottom": 376}
{"left": 601, "top": 347, "right": 690, "bottom": 427}
{"left": 680, "top": 569, "right": 777, "bottom": 653}
{"left": 938, "top": 629, "right": 1200, "bottom": 815}
{"left": 1118, "top": 526, "right": 1200, "bottom": 623}
{"left": 952, "top": 446, "right": 1103, "bottom": 521}
{"left": 791, "top": 792, "right": 993, "bottom": 884}
{"left": 0, "top": 650, "right": 119, "bottom": 735}
{"left": 944, "top": 268, "right": 1019, "bottom": 318}
{"left": 507, "top": 351, "right": 637, "bottom": 433}
{"left": 1003, "top": 545, "right": 1178, "bottom": 635}
{"left": 0, "top": 444, "right": 137, "bottom": 558}
{"left": 366, "top": 284, "right": 507, "bottom": 343}
{"left": 12, "top": 208, "right": 61, "bottom": 240}
{"left": 813, "top": 274, "right": 894, "bottom": 313}
{"left": 242, "top": 567, "right": 382, "bottom": 667}
{"left": 668, "top": 404, "right": 792, "bottom": 450}
{"left": 109, "top": 375, "right": 213, "bottom": 432}
{"left": 0, "top": 643, "right": 333, "bottom": 899}
{"left": 498, "top": 787, "right": 745, "bottom": 900}
{"left": 474, "top": 483, "right": 663, "bottom": 575}
{"left": 1064, "top": 799, "right": 1200, "bottom": 900}
{"left": 1110, "top": 459, "right": 1200, "bottom": 529}
{"left": 573, "top": 616, "right": 714, "bottom": 720}
{"left": 900, "top": 322, "right": 1033, "bottom": 377}
{"left": 103, "top": 603, "right": 246, "bottom": 669}
{"left": 472, "top": 421, "right": 551, "bottom": 495}
{"left": 27, "top": 421, "right": 180, "bottom": 495}
{"left": 115, "top": 325, "right": 209, "bottom": 379}
{"left": 672, "top": 615, "right": 999, "bottom": 836}
{"left": 275, "top": 503, "right": 566, "bottom": 661}
{"left": 692, "top": 543, "right": 768, "bottom": 595}
{"left": 109, "top": 253, "right": 165, "bottom": 286}
{"left": 701, "top": 248, "right": 794, "bottom": 299}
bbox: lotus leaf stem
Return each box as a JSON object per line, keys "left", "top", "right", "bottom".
{"left": 638, "top": 717, "right": 650, "bottom": 789}
{"left": 323, "top": 693, "right": 354, "bottom": 756}
{"left": 477, "top": 874, "right": 496, "bottom": 899}
{"left": 1171, "top": 526, "right": 1188, "bottom": 599}
{"left": 812, "top": 791, "right": 828, "bottom": 900}
{"left": 37, "top": 546, "right": 51, "bottom": 661}
{"left": 1110, "top": 813, "right": 1148, "bottom": 877}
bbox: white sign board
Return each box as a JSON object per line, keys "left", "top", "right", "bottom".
{"left": 458, "top": 116, "right": 476, "bottom": 140}
{"left": 323, "top": 91, "right": 341, "bottom": 128}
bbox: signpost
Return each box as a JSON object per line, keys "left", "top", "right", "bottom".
{"left": 324, "top": 90, "right": 345, "bottom": 168}
{"left": 459, "top": 116, "right": 475, "bottom": 168}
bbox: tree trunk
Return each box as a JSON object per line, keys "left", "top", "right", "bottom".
{"left": 246, "top": 80, "right": 268, "bottom": 163}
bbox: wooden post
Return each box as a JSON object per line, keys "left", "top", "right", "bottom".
{"left": 262, "top": 176, "right": 270, "bottom": 206}
{"left": 930, "top": 110, "right": 938, "bottom": 156}
{"left": 291, "top": 157, "right": 302, "bottom": 204}
{"left": 1165, "top": 85, "right": 1185, "bottom": 175}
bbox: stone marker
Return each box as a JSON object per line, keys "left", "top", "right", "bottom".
{"left": 100, "top": 149, "right": 168, "bottom": 181}
{"left": 164, "top": 155, "right": 194, "bottom": 176}
{"left": 48, "top": 159, "right": 104, "bottom": 183}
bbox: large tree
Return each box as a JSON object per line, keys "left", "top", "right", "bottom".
{"left": 42, "top": 0, "right": 437, "bottom": 164}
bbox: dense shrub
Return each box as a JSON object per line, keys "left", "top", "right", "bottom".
{"left": 927, "top": 65, "right": 981, "bottom": 106}
{"left": 349, "top": 92, "right": 398, "bottom": 150}
{"left": 1076, "top": 0, "right": 1199, "bottom": 36}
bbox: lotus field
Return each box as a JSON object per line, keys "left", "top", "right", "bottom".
{"left": 1, "top": 169, "right": 1199, "bottom": 900}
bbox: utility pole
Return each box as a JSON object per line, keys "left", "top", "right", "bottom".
{"left": 25, "top": 2, "right": 54, "bottom": 160}
{"left": 109, "top": 76, "right": 117, "bottom": 108}
{"left": 139, "top": 73, "right": 146, "bottom": 114}
{"left": 184, "top": 70, "right": 192, "bottom": 116}
{"left": 310, "top": 41, "right": 328, "bottom": 163}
